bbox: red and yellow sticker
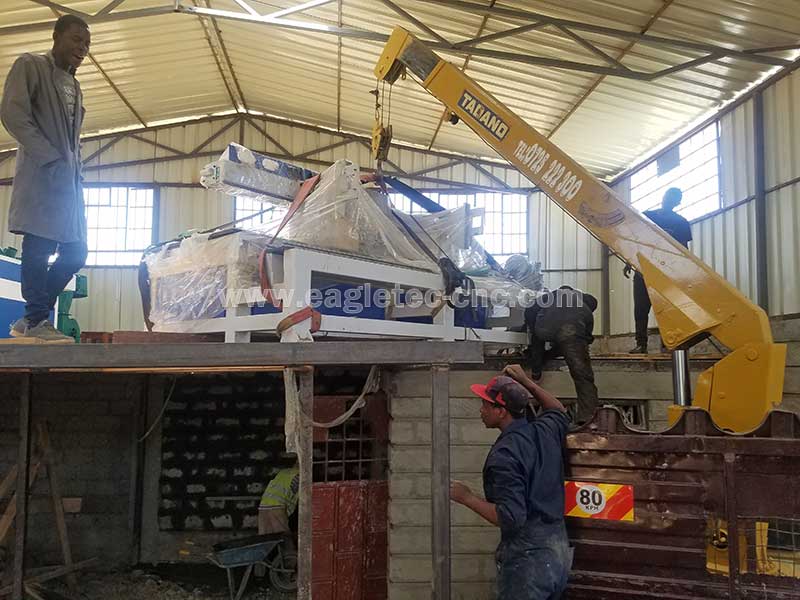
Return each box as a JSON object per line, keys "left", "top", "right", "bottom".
{"left": 564, "top": 481, "right": 634, "bottom": 522}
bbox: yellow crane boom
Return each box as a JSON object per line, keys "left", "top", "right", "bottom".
{"left": 374, "top": 27, "right": 786, "bottom": 432}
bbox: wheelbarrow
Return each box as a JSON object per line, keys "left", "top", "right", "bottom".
{"left": 207, "top": 532, "right": 298, "bottom": 600}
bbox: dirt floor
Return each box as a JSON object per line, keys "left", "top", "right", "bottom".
{"left": 30, "top": 566, "right": 295, "bottom": 600}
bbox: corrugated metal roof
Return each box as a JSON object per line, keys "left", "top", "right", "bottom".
{"left": 1, "top": 0, "right": 798, "bottom": 178}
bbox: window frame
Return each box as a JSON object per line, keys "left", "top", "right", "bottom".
{"left": 628, "top": 122, "right": 722, "bottom": 222}
{"left": 389, "top": 190, "right": 529, "bottom": 264}
{"left": 82, "top": 183, "right": 157, "bottom": 268}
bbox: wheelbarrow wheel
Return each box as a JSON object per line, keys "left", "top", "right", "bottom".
{"left": 268, "top": 550, "right": 298, "bottom": 593}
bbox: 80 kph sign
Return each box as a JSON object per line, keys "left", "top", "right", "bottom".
{"left": 576, "top": 485, "right": 606, "bottom": 514}
{"left": 564, "top": 481, "right": 634, "bottom": 521}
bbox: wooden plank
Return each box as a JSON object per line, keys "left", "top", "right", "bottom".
{"left": 0, "top": 465, "right": 18, "bottom": 500}
{"left": 0, "top": 463, "right": 41, "bottom": 547}
{"left": 296, "top": 369, "right": 314, "bottom": 600}
{"left": 0, "top": 558, "right": 98, "bottom": 596}
{"left": 13, "top": 375, "right": 31, "bottom": 600}
{"left": 431, "top": 365, "right": 451, "bottom": 600}
{"left": 39, "top": 424, "right": 77, "bottom": 591}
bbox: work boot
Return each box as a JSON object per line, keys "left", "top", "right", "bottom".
{"left": 628, "top": 344, "right": 647, "bottom": 354}
{"left": 16, "top": 320, "right": 74, "bottom": 344}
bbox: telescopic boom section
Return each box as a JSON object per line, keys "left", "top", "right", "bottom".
{"left": 374, "top": 27, "right": 786, "bottom": 432}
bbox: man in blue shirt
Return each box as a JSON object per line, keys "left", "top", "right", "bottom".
{"left": 625, "top": 187, "right": 693, "bottom": 354}
{"left": 450, "top": 364, "right": 572, "bottom": 599}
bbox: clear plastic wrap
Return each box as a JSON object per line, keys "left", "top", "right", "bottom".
{"left": 277, "top": 160, "right": 435, "bottom": 269}
{"left": 392, "top": 205, "right": 493, "bottom": 275}
{"left": 503, "top": 254, "right": 544, "bottom": 291}
{"left": 145, "top": 230, "right": 272, "bottom": 327}
{"left": 200, "top": 143, "right": 313, "bottom": 205}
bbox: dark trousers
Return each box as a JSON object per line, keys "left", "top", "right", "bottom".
{"left": 21, "top": 234, "right": 87, "bottom": 325}
{"left": 529, "top": 323, "right": 598, "bottom": 423}
{"left": 633, "top": 272, "right": 651, "bottom": 347}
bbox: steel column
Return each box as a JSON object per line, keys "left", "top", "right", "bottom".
{"left": 431, "top": 365, "right": 451, "bottom": 600}
{"left": 753, "top": 91, "right": 769, "bottom": 312}
{"left": 671, "top": 350, "right": 691, "bottom": 407}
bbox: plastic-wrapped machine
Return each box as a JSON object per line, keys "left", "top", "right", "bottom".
{"left": 144, "top": 230, "right": 272, "bottom": 327}
{"left": 503, "top": 254, "right": 544, "bottom": 291}
{"left": 393, "top": 205, "right": 492, "bottom": 275}
{"left": 279, "top": 160, "right": 435, "bottom": 269}
{"left": 200, "top": 143, "right": 314, "bottom": 204}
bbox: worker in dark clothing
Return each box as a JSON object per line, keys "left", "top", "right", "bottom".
{"left": 525, "top": 285, "right": 599, "bottom": 425}
{"left": 450, "top": 365, "right": 573, "bottom": 600}
{"left": 625, "top": 187, "right": 693, "bottom": 354}
{"left": 1, "top": 15, "right": 90, "bottom": 343}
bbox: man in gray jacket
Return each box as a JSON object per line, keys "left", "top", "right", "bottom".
{"left": 1, "top": 15, "right": 91, "bottom": 342}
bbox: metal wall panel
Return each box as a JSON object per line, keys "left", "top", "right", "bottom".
{"left": 692, "top": 200, "right": 758, "bottom": 304}
{"left": 529, "top": 190, "right": 605, "bottom": 332}
{"left": 70, "top": 267, "right": 143, "bottom": 334}
{"left": 767, "top": 183, "right": 800, "bottom": 317}
{"left": 764, "top": 67, "right": 800, "bottom": 190}
{"left": 720, "top": 100, "right": 756, "bottom": 206}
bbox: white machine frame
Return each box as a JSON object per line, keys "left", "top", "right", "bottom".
{"left": 156, "top": 246, "right": 529, "bottom": 346}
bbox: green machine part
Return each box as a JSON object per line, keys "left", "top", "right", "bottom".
{"left": 57, "top": 274, "right": 88, "bottom": 343}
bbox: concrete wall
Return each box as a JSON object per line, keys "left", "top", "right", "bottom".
{"left": 0, "top": 374, "right": 143, "bottom": 568}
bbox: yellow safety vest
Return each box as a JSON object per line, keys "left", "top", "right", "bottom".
{"left": 259, "top": 467, "right": 300, "bottom": 516}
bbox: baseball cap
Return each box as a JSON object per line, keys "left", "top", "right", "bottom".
{"left": 470, "top": 375, "right": 531, "bottom": 415}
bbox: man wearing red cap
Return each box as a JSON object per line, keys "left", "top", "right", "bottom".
{"left": 450, "top": 364, "right": 572, "bottom": 599}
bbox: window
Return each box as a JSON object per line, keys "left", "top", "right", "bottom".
{"left": 630, "top": 123, "right": 721, "bottom": 221}
{"left": 84, "top": 186, "right": 154, "bottom": 266}
{"left": 234, "top": 196, "right": 287, "bottom": 230}
{"left": 389, "top": 191, "right": 528, "bottom": 264}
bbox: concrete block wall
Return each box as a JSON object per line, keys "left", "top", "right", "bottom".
{"left": 388, "top": 369, "right": 498, "bottom": 600}
{"left": 157, "top": 369, "right": 370, "bottom": 534}
{"left": 0, "top": 374, "right": 141, "bottom": 569}
{"left": 158, "top": 374, "right": 292, "bottom": 532}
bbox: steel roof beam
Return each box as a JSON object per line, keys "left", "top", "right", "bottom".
{"left": 554, "top": 24, "right": 632, "bottom": 73}
{"left": 174, "top": 3, "right": 795, "bottom": 80}
{"left": 28, "top": 0, "right": 90, "bottom": 18}
{"left": 420, "top": 0, "right": 795, "bottom": 67}
{"left": 96, "top": 0, "right": 128, "bottom": 16}
{"left": 378, "top": 0, "right": 451, "bottom": 46}
{"left": 547, "top": 0, "right": 676, "bottom": 139}
{"left": 192, "top": 0, "right": 248, "bottom": 112}
{"left": 0, "top": 5, "right": 174, "bottom": 36}
{"left": 267, "top": 0, "right": 337, "bottom": 19}
{"left": 453, "top": 21, "right": 547, "bottom": 48}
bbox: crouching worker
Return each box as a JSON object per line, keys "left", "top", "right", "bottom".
{"left": 525, "top": 285, "right": 599, "bottom": 426}
{"left": 450, "top": 365, "right": 573, "bottom": 600}
{"left": 259, "top": 462, "right": 299, "bottom": 551}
